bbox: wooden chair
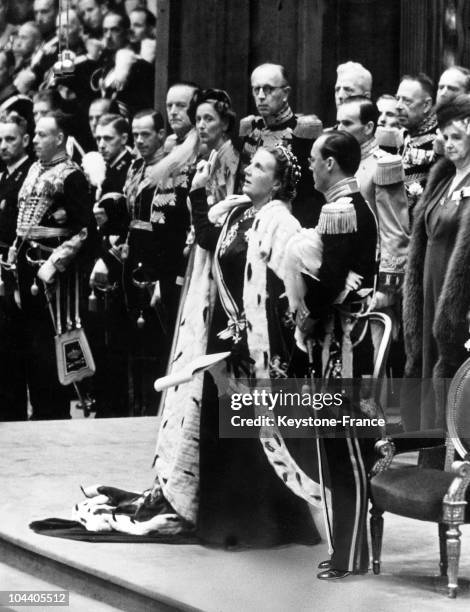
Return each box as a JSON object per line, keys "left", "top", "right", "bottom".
{"left": 369, "top": 357, "right": 470, "bottom": 598}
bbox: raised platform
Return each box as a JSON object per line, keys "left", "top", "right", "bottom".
{"left": 1, "top": 418, "right": 469, "bottom": 611}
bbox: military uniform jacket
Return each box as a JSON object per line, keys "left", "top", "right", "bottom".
{"left": 240, "top": 105, "right": 323, "bottom": 227}
{"left": 303, "top": 184, "right": 378, "bottom": 320}
{"left": 399, "top": 114, "right": 438, "bottom": 214}
{"left": 16, "top": 155, "right": 93, "bottom": 240}
{"left": 0, "top": 156, "right": 33, "bottom": 249}
{"left": 102, "top": 149, "right": 134, "bottom": 195}
{"left": 357, "top": 138, "right": 410, "bottom": 285}
{"left": 120, "top": 154, "right": 191, "bottom": 282}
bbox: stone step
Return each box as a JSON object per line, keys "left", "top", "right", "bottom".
{"left": 1, "top": 418, "right": 470, "bottom": 612}
{"left": 0, "top": 558, "right": 119, "bottom": 612}
{"left": 0, "top": 538, "right": 182, "bottom": 612}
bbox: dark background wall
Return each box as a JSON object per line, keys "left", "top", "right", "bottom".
{"left": 155, "top": 0, "right": 470, "bottom": 127}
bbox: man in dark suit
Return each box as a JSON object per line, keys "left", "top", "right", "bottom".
{"left": 0, "top": 112, "right": 33, "bottom": 421}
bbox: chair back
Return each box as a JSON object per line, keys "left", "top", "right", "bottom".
{"left": 447, "top": 357, "right": 470, "bottom": 461}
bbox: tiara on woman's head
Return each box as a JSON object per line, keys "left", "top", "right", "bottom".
{"left": 274, "top": 144, "right": 302, "bottom": 187}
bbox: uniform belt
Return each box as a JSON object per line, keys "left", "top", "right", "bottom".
{"left": 129, "top": 219, "right": 153, "bottom": 232}
{"left": 17, "top": 226, "right": 71, "bottom": 240}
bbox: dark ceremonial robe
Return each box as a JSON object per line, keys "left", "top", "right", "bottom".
{"left": 189, "top": 189, "right": 320, "bottom": 547}
{"left": 240, "top": 103, "right": 324, "bottom": 227}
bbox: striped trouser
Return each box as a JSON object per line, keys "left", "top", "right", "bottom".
{"left": 322, "top": 434, "right": 373, "bottom": 573}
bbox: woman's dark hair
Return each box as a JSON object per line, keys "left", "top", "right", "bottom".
{"left": 265, "top": 145, "right": 301, "bottom": 202}
{"left": 197, "top": 88, "right": 236, "bottom": 135}
{"left": 318, "top": 131, "right": 361, "bottom": 176}
{"left": 436, "top": 94, "right": 470, "bottom": 130}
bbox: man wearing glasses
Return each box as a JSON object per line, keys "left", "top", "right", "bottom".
{"left": 240, "top": 62, "right": 323, "bottom": 226}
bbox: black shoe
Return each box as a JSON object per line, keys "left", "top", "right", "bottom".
{"left": 317, "top": 560, "right": 332, "bottom": 569}
{"left": 317, "top": 569, "right": 351, "bottom": 580}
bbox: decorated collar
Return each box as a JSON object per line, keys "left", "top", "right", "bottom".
{"left": 407, "top": 112, "right": 437, "bottom": 138}
{"left": 360, "top": 137, "right": 379, "bottom": 160}
{"left": 264, "top": 103, "right": 294, "bottom": 128}
{"left": 109, "top": 149, "right": 128, "bottom": 168}
{"left": 40, "top": 152, "right": 69, "bottom": 168}
{"left": 6, "top": 155, "right": 29, "bottom": 175}
{"left": 325, "top": 177, "right": 360, "bottom": 201}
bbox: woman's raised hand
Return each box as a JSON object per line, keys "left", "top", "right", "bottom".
{"left": 191, "top": 150, "right": 218, "bottom": 192}
{"left": 191, "top": 159, "right": 211, "bottom": 191}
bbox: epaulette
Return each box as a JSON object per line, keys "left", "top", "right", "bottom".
{"left": 292, "top": 114, "right": 323, "bottom": 140}
{"left": 375, "top": 126, "right": 401, "bottom": 150}
{"left": 374, "top": 154, "right": 404, "bottom": 185}
{"left": 239, "top": 114, "right": 260, "bottom": 137}
{"left": 317, "top": 197, "right": 357, "bottom": 235}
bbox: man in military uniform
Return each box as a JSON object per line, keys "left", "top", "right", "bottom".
{"left": 337, "top": 96, "right": 409, "bottom": 289}
{"left": 240, "top": 62, "right": 323, "bottom": 227}
{"left": 94, "top": 11, "right": 155, "bottom": 118}
{"left": 91, "top": 108, "right": 166, "bottom": 415}
{"left": 0, "top": 112, "right": 33, "bottom": 421}
{"left": 95, "top": 113, "right": 133, "bottom": 194}
{"left": 395, "top": 73, "right": 438, "bottom": 215}
{"left": 86, "top": 112, "right": 133, "bottom": 417}
{"left": 0, "top": 113, "right": 33, "bottom": 257}
{"left": 122, "top": 90, "right": 195, "bottom": 414}
{"left": 9, "top": 110, "right": 93, "bottom": 419}
{"left": 337, "top": 95, "right": 409, "bottom": 380}
{"left": 299, "top": 131, "right": 378, "bottom": 580}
